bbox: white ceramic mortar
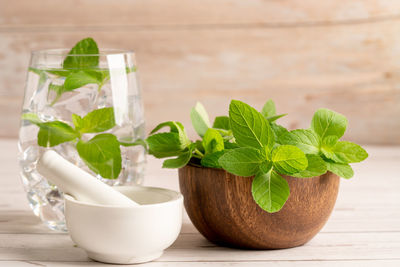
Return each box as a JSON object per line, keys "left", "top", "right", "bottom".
{"left": 64, "top": 186, "right": 183, "bottom": 264}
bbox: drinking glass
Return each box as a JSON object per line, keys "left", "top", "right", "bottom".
{"left": 18, "top": 49, "right": 146, "bottom": 231}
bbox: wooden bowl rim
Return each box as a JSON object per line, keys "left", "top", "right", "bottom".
{"left": 184, "top": 163, "right": 335, "bottom": 180}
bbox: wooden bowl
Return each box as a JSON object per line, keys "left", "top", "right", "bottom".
{"left": 178, "top": 164, "right": 340, "bottom": 249}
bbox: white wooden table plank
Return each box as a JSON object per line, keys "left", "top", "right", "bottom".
{"left": 1, "top": 205, "right": 399, "bottom": 235}
{"left": 1, "top": 139, "right": 400, "bottom": 266}
{"left": 2, "top": 260, "right": 400, "bottom": 267}
{"left": 1, "top": 231, "right": 399, "bottom": 262}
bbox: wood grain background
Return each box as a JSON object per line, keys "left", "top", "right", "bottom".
{"left": 1, "top": 0, "right": 400, "bottom": 144}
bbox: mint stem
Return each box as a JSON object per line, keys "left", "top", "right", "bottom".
{"left": 50, "top": 93, "right": 62, "bottom": 107}
{"left": 192, "top": 154, "right": 202, "bottom": 159}
{"left": 194, "top": 148, "right": 204, "bottom": 158}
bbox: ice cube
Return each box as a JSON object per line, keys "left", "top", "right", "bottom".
{"left": 19, "top": 145, "right": 40, "bottom": 172}
{"left": 46, "top": 189, "right": 63, "bottom": 207}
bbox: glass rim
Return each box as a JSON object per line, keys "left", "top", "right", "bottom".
{"left": 31, "top": 48, "right": 135, "bottom": 57}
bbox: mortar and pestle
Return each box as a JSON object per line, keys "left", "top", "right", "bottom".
{"left": 37, "top": 150, "right": 183, "bottom": 264}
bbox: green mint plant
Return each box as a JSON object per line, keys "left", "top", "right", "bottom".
{"left": 144, "top": 100, "right": 368, "bottom": 213}
{"left": 47, "top": 38, "right": 108, "bottom": 105}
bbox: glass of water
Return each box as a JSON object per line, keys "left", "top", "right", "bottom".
{"left": 18, "top": 47, "right": 146, "bottom": 231}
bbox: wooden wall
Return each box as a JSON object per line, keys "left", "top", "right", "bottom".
{"left": 1, "top": 0, "right": 400, "bottom": 144}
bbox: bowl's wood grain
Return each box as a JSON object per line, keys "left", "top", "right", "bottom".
{"left": 179, "top": 165, "right": 340, "bottom": 249}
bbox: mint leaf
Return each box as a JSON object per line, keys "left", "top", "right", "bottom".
{"left": 163, "top": 145, "right": 194, "bottom": 169}
{"left": 271, "top": 145, "right": 308, "bottom": 175}
{"left": 326, "top": 161, "right": 354, "bottom": 179}
{"left": 266, "top": 114, "right": 287, "bottom": 122}
{"left": 201, "top": 151, "right": 225, "bottom": 168}
{"left": 195, "top": 140, "right": 205, "bottom": 154}
{"left": 48, "top": 83, "right": 68, "bottom": 105}
{"left": 150, "top": 121, "right": 191, "bottom": 149}
{"left": 64, "top": 70, "right": 104, "bottom": 90}
{"left": 76, "top": 133, "right": 122, "bottom": 179}
{"left": 190, "top": 102, "right": 211, "bottom": 137}
{"left": 46, "top": 69, "right": 71, "bottom": 77}
{"left": 322, "top": 135, "right": 339, "bottom": 148}
{"left": 323, "top": 141, "right": 368, "bottom": 164}
{"left": 22, "top": 114, "right": 78, "bottom": 147}
{"left": 260, "top": 99, "right": 287, "bottom": 122}
{"left": 48, "top": 69, "right": 108, "bottom": 105}
{"left": 37, "top": 121, "right": 78, "bottom": 147}
{"left": 251, "top": 170, "right": 289, "bottom": 213}
{"left": 71, "top": 114, "right": 83, "bottom": 130}
{"left": 150, "top": 121, "right": 181, "bottom": 134}
{"left": 261, "top": 99, "right": 276, "bottom": 117}
{"left": 147, "top": 132, "right": 187, "bottom": 158}
{"left": 318, "top": 136, "right": 339, "bottom": 163}
{"left": 63, "top": 37, "right": 99, "bottom": 69}
{"left": 229, "top": 100, "right": 274, "bottom": 150}
{"left": 163, "top": 152, "right": 191, "bottom": 168}
{"left": 48, "top": 83, "right": 65, "bottom": 95}
{"left": 271, "top": 123, "right": 289, "bottom": 144}
{"left": 279, "top": 129, "right": 320, "bottom": 154}
{"left": 259, "top": 161, "right": 273, "bottom": 173}
{"left": 224, "top": 141, "right": 240, "bottom": 150}
{"left": 212, "top": 116, "right": 233, "bottom": 140}
{"left": 219, "top": 147, "right": 264, "bottom": 177}
{"left": 212, "top": 116, "right": 230, "bottom": 130}
{"left": 21, "top": 113, "right": 42, "bottom": 125}
{"left": 74, "top": 107, "right": 115, "bottom": 134}
{"left": 292, "top": 154, "right": 327, "bottom": 178}
{"left": 311, "top": 108, "right": 348, "bottom": 139}
{"left": 202, "top": 128, "right": 224, "bottom": 154}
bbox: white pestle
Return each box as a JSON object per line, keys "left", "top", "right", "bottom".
{"left": 37, "top": 150, "right": 139, "bottom": 207}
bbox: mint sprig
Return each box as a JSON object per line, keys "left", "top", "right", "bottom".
{"left": 279, "top": 108, "right": 368, "bottom": 178}
{"left": 21, "top": 114, "right": 78, "bottom": 147}
{"left": 29, "top": 38, "right": 110, "bottom": 106}
{"left": 28, "top": 38, "right": 138, "bottom": 106}
{"left": 59, "top": 38, "right": 104, "bottom": 99}
{"left": 144, "top": 99, "right": 368, "bottom": 213}
{"left": 22, "top": 107, "right": 125, "bottom": 179}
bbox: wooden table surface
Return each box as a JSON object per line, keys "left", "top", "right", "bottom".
{"left": 0, "top": 139, "right": 399, "bottom": 266}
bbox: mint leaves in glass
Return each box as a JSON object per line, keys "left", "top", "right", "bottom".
{"left": 145, "top": 100, "right": 368, "bottom": 213}
{"left": 19, "top": 38, "right": 145, "bottom": 231}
